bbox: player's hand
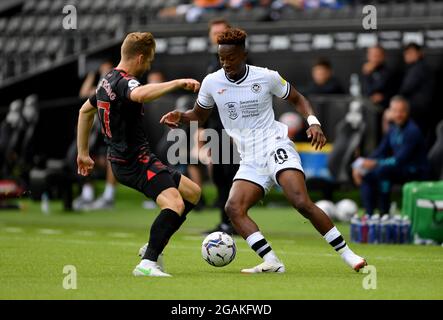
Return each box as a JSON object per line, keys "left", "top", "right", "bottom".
{"left": 362, "top": 158, "right": 377, "bottom": 170}
{"left": 77, "top": 154, "right": 95, "bottom": 176}
{"left": 352, "top": 168, "right": 363, "bottom": 186}
{"left": 178, "top": 79, "right": 200, "bottom": 92}
{"left": 160, "top": 111, "right": 182, "bottom": 128}
{"left": 306, "top": 124, "right": 326, "bottom": 150}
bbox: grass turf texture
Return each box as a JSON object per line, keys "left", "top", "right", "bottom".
{"left": 1, "top": 184, "right": 442, "bottom": 300}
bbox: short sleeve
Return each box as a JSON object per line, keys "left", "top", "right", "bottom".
{"left": 118, "top": 77, "right": 141, "bottom": 101}
{"left": 196, "top": 76, "right": 215, "bottom": 109}
{"left": 88, "top": 94, "right": 97, "bottom": 108}
{"left": 268, "top": 70, "right": 291, "bottom": 99}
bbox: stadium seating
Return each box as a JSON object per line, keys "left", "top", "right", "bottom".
{"left": 0, "top": 0, "right": 442, "bottom": 83}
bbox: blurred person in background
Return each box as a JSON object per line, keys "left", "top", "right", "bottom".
{"left": 203, "top": 18, "right": 240, "bottom": 234}
{"left": 361, "top": 45, "right": 394, "bottom": 137}
{"left": 398, "top": 43, "right": 434, "bottom": 142}
{"left": 361, "top": 45, "right": 392, "bottom": 109}
{"left": 159, "top": 0, "right": 227, "bottom": 23}
{"left": 74, "top": 60, "right": 117, "bottom": 210}
{"left": 352, "top": 96, "right": 428, "bottom": 216}
{"left": 305, "top": 58, "right": 344, "bottom": 95}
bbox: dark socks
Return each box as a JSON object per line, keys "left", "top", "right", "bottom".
{"left": 142, "top": 201, "right": 196, "bottom": 261}
{"left": 143, "top": 209, "right": 182, "bottom": 261}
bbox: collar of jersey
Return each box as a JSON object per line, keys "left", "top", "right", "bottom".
{"left": 224, "top": 65, "right": 249, "bottom": 85}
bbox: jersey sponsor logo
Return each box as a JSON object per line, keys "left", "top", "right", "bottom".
{"left": 225, "top": 102, "right": 239, "bottom": 120}
{"left": 128, "top": 79, "right": 140, "bottom": 91}
{"left": 251, "top": 83, "right": 261, "bottom": 93}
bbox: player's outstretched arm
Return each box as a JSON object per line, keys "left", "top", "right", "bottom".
{"left": 77, "top": 99, "right": 96, "bottom": 176}
{"left": 160, "top": 102, "right": 212, "bottom": 128}
{"left": 286, "top": 85, "right": 327, "bottom": 150}
{"left": 130, "top": 79, "right": 200, "bottom": 103}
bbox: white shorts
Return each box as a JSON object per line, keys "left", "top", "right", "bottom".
{"left": 233, "top": 139, "right": 304, "bottom": 195}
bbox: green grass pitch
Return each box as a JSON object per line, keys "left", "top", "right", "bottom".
{"left": 1, "top": 185, "right": 442, "bottom": 300}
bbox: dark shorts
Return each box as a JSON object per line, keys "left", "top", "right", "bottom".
{"left": 110, "top": 153, "right": 182, "bottom": 201}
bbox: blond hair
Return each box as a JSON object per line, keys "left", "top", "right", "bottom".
{"left": 121, "top": 32, "right": 156, "bottom": 60}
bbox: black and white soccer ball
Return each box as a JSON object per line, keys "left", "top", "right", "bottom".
{"left": 201, "top": 232, "right": 236, "bottom": 267}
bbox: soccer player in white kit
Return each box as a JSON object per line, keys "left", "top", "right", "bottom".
{"left": 161, "top": 28, "right": 367, "bottom": 273}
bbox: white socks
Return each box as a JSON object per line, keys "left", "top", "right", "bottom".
{"left": 81, "top": 183, "right": 94, "bottom": 202}
{"left": 323, "top": 226, "right": 353, "bottom": 256}
{"left": 246, "top": 231, "right": 279, "bottom": 262}
{"left": 103, "top": 183, "right": 115, "bottom": 201}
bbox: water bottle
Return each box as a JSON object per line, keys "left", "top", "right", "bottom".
{"left": 41, "top": 192, "right": 50, "bottom": 215}
{"left": 368, "top": 214, "right": 380, "bottom": 244}
{"left": 350, "top": 214, "right": 361, "bottom": 243}
{"left": 389, "top": 201, "right": 398, "bottom": 216}
{"left": 400, "top": 216, "right": 412, "bottom": 244}
{"left": 391, "top": 214, "right": 402, "bottom": 244}
{"left": 360, "top": 214, "right": 369, "bottom": 243}
{"left": 379, "top": 214, "right": 391, "bottom": 243}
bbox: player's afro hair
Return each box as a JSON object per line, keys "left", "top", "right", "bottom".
{"left": 217, "top": 28, "right": 247, "bottom": 46}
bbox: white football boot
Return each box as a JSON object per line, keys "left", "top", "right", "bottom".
{"left": 341, "top": 252, "right": 367, "bottom": 272}
{"left": 241, "top": 260, "right": 285, "bottom": 274}
{"left": 133, "top": 259, "right": 171, "bottom": 277}
{"left": 138, "top": 242, "right": 164, "bottom": 272}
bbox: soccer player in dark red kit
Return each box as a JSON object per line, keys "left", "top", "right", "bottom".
{"left": 77, "top": 32, "right": 201, "bottom": 277}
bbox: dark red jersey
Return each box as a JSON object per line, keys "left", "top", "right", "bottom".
{"left": 88, "top": 68, "right": 150, "bottom": 162}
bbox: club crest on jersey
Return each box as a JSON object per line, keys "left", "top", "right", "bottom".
{"left": 251, "top": 83, "right": 261, "bottom": 93}
{"left": 225, "top": 102, "right": 239, "bottom": 120}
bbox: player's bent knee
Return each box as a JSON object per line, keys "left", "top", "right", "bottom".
{"left": 190, "top": 183, "right": 202, "bottom": 203}
{"left": 225, "top": 201, "right": 244, "bottom": 220}
{"left": 179, "top": 176, "right": 201, "bottom": 204}
{"left": 157, "top": 188, "right": 185, "bottom": 214}
{"left": 291, "top": 194, "right": 312, "bottom": 216}
{"left": 168, "top": 199, "right": 185, "bottom": 215}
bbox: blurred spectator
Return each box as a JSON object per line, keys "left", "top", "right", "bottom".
{"left": 79, "top": 60, "right": 114, "bottom": 99}
{"left": 304, "top": 0, "right": 345, "bottom": 9}
{"left": 398, "top": 43, "right": 434, "bottom": 137}
{"left": 229, "top": 0, "right": 273, "bottom": 9}
{"left": 352, "top": 96, "right": 429, "bottom": 216}
{"left": 204, "top": 18, "right": 240, "bottom": 232}
{"left": 361, "top": 45, "right": 393, "bottom": 109}
{"left": 159, "top": 0, "right": 227, "bottom": 23}
{"left": 270, "top": 0, "right": 304, "bottom": 10}
{"left": 207, "top": 18, "right": 231, "bottom": 73}
{"left": 147, "top": 70, "right": 166, "bottom": 84}
{"left": 305, "top": 58, "right": 344, "bottom": 95}
{"left": 73, "top": 60, "right": 116, "bottom": 211}
{"left": 0, "top": 99, "right": 24, "bottom": 179}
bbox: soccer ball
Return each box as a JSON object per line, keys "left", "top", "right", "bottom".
{"left": 201, "top": 232, "right": 236, "bottom": 267}
{"left": 315, "top": 200, "right": 337, "bottom": 220}
{"left": 335, "top": 199, "right": 358, "bottom": 222}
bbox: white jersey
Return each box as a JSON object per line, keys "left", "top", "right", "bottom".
{"left": 197, "top": 65, "right": 291, "bottom": 164}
